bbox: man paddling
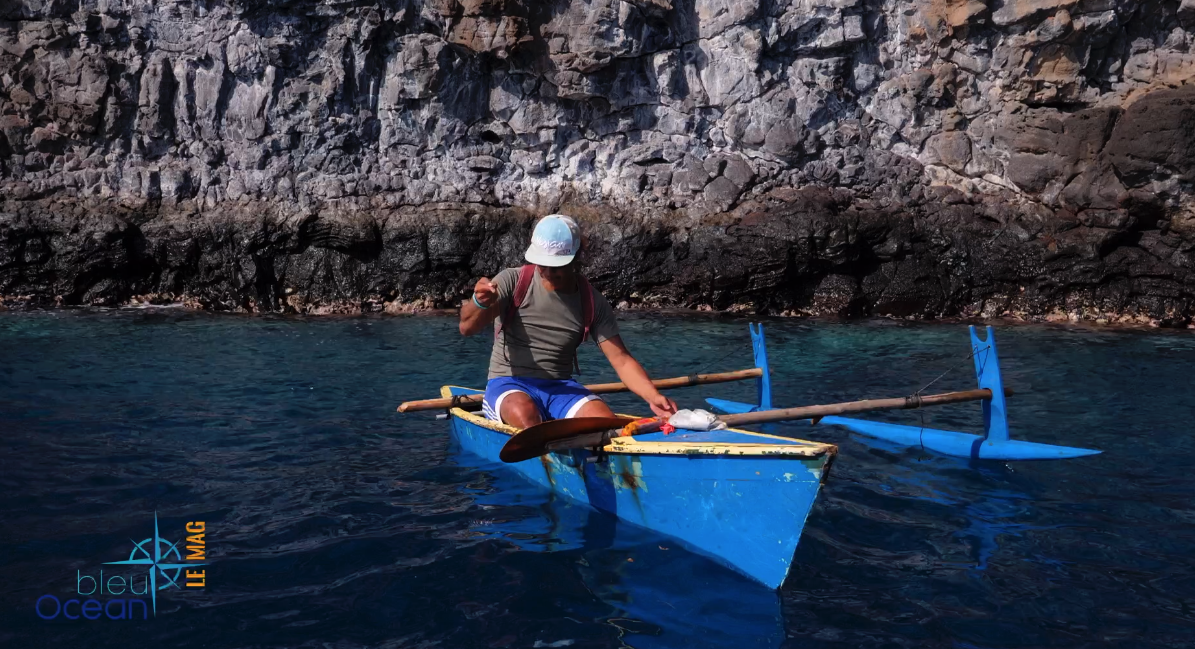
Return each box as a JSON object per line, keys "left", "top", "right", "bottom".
{"left": 459, "top": 214, "right": 677, "bottom": 428}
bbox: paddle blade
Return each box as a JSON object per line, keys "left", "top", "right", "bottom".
{"left": 499, "top": 416, "right": 636, "bottom": 463}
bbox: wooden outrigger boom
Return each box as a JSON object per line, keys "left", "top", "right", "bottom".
{"left": 397, "top": 368, "right": 763, "bottom": 412}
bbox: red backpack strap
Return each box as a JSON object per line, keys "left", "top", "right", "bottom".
{"left": 579, "top": 275, "right": 595, "bottom": 343}
{"left": 494, "top": 264, "right": 536, "bottom": 339}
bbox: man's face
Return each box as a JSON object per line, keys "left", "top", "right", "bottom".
{"left": 537, "top": 264, "right": 574, "bottom": 284}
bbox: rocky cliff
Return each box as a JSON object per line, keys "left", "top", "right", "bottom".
{"left": 2, "top": 0, "right": 1194, "bottom": 324}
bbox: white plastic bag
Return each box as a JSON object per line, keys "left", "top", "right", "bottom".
{"left": 668, "top": 409, "right": 727, "bottom": 431}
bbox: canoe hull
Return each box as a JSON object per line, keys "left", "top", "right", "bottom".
{"left": 447, "top": 394, "right": 834, "bottom": 589}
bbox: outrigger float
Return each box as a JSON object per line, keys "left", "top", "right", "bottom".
{"left": 398, "top": 324, "right": 1099, "bottom": 589}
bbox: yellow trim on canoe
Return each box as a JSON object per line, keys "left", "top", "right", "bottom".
{"left": 440, "top": 385, "right": 836, "bottom": 459}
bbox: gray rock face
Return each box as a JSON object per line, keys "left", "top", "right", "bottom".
{"left": 1, "top": 0, "right": 1194, "bottom": 324}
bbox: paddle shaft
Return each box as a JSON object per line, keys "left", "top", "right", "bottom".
{"left": 543, "top": 387, "right": 1011, "bottom": 453}
{"left": 396, "top": 367, "right": 764, "bottom": 412}
{"left": 720, "top": 387, "right": 1005, "bottom": 427}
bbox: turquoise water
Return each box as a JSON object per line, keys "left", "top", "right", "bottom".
{"left": 1, "top": 309, "right": 1193, "bottom": 647}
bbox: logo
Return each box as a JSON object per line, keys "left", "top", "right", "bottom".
{"left": 532, "top": 235, "right": 575, "bottom": 254}
{"left": 35, "top": 513, "right": 207, "bottom": 620}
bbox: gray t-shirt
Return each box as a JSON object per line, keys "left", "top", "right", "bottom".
{"left": 487, "top": 267, "right": 620, "bottom": 380}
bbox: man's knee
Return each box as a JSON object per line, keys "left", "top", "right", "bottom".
{"left": 573, "top": 398, "right": 615, "bottom": 418}
{"left": 501, "top": 393, "right": 542, "bottom": 428}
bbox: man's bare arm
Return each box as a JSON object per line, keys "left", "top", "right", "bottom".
{"left": 598, "top": 335, "right": 678, "bottom": 417}
{"left": 459, "top": 277, "right": 501, "bottom": 336}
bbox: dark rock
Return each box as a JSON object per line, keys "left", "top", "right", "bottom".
{"left": 810, "top": 274, "right": 865, "bottom": 318}
{"left": 998, "top": 107, "right": 1119, "bottom": 199}
{"left": 0, "top": 195, "right": 1189, "bottom": 325}
{"left": 1105, "top": 86, "right": 1195, "bottom": 187}
{"left": 1179, "top": 0, "right": 1195, "bottom": 29}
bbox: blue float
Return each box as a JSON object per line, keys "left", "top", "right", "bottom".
{"left": 707, "top": 324, "right": 1101, "bottom": 461}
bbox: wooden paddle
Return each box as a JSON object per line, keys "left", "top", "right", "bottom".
{"left": 499, "top": 387, "right": 1013, "bottom": 463}
{"left": 396, "top": 368, "right": 763, "bottom": 412}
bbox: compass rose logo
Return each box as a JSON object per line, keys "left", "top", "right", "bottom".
{"left": 104, "top": 512, "right": 206, "bottom": 615}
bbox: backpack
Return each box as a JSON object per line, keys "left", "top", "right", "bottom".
{"left": 493, "top": 264, "right": 596, "bottom": 374}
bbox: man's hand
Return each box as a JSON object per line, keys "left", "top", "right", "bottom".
{"left": 645, "top": 392, "right": 678, "bottom": 419}
{"left": 473, "top": 277, "right": 497, "bottom": 308}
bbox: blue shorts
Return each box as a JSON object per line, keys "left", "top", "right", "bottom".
{"left": 482, "top": 377, "right": 602, "bottom": 423}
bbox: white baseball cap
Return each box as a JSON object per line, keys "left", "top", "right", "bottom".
{"left": 524, "top": 214, "right": 581, "bottom": 267}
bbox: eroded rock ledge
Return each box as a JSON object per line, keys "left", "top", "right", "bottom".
{"left": 2, "top": 0, "right": 1194, "bottom": 324}
{"left": 3, "top": 181, "right": 1192, "bottom": 325}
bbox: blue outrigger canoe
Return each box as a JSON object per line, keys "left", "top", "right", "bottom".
{"left": 432, "top": 323, "right": 1098, "bottom": 589}
{"left": 442, "top": 382, "right": 837, "bottom": 589}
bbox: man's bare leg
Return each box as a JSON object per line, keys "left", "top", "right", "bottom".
{"left": 499, "top": 392, "right": 543, "bottom": 429}
{"left": 573, "top": 398, "right": 617, "bottom": 418}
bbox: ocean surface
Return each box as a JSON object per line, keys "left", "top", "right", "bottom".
{"left": 1, "top": 309, "right": 1193, "bottom": 648}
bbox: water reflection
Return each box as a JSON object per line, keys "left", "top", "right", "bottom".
{"left": 453, "top": 449, "right": 786, "bottom": 649}
{"left": 838, "top": 432, "right": 1055, "bottom": 573}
